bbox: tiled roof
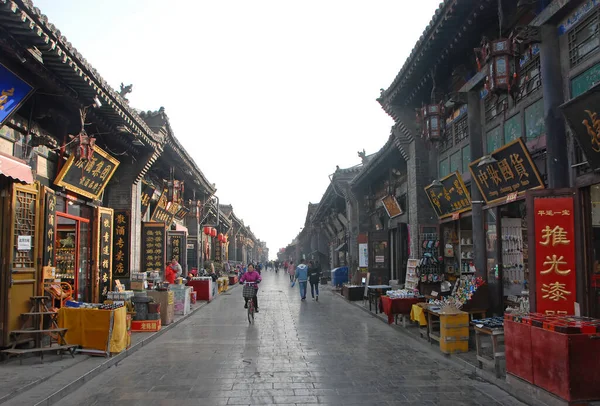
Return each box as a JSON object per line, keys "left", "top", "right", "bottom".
{"left": 378, "top": 1, "right": 495, "bottom": 117}
{"left": 140, "top": 108, "right": 216, "bottom": 196}
{"left": 0, "top": 0, "right": 164, "bottom": 149}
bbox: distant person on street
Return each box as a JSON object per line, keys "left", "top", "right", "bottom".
{"left": 287, "top": 260, "right": 295, "bottom": 282}
{"left": 295, "top": 259, "right": 309, "bottom": 300}
{"left": 308, "top": 260, "right": 322, "bottom": 301}
{"left": 240, "top": 263, "right": 262, "bottom": 312}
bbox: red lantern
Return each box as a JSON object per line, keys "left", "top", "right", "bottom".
{"left": 217, "top": 233, "right": 223, "bottom": 242}
{"left": 211, "top": 228, "right": 217, "bottom": 238}
{"left": 203, "top": 226, "right": 211, "bottom": 235}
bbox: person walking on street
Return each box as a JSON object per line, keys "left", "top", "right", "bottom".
{"left": 308, "top": 260, "right": 321, "bottom": 301}
{"left": 287, "top": 260, "right": 295, "bottom": 283}
{"left": 295, "top": 259, "right": 309, "bottom": 300}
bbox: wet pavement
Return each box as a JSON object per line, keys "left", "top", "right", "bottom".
{"left": 58, "top": 271, "right": 526, "bottom": 406}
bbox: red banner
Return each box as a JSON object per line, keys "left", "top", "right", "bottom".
{"left": 534, "top": 197, "right": 576, "bottom": 315}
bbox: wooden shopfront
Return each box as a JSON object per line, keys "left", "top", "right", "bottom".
{"left": 51, "top": 145, "right": 119, "bottom": 304}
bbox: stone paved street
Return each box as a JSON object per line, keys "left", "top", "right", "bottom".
{"left": 58, "top": 271, "right": 526, "bottom": 406}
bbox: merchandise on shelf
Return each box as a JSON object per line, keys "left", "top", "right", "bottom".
{"left": 386, "top": 289, "right": 420, "bottom": 299}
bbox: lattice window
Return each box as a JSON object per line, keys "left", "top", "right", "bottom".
{"left": 485, "top": 94, "right": 508, "bottom": 123}
{"left": 517, "top": 55, "right": 541, "bottom": 102}
{"left": 569, "top": 9, "right": 600, "bottom": 67}
{"left": 13, "top": 189, "right": 36, "bottom": 268}
{"left": 454, "top": 116, "right": 468, "bottom": 144}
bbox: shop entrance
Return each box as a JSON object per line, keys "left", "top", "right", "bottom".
{"left": 55, "top": 213, "right": 90, "bottom": 302}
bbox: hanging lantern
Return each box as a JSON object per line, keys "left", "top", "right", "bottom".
{"left": 486, "top": 38, "right": 518, "bottom": 95}
{"left": 416, "top": 102, "right": 445, "bottom": 142}
{"left": 211, "top": 228, "right": 217, "bottom": 238}
{"left": 203, "top": 226, "right": 211, "bottom": 235}
{"left": 218, "top": 233, "right": 223, "bottom": 242}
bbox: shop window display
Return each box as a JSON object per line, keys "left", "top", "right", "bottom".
{"left": 499, "top": 201, "right": 529, "bottom": 299}
{"left": 441, "top": 218, "right": 474, "bottom": 288}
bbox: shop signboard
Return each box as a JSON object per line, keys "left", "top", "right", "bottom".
{"left": 42, "top": 189, "right": 56, "bottom": 267}
{"left": 359, "top": 243, "right": 368, "bottom": 267}
{"left": 531, "top": 193, "right": 577, "bottom": 315}
{"left": 560, "top": 82, "right": 600, "bottom": 171}
{"left": 54, "top": 146, "right": 120, "bottom": 200}
{"left": 0, "top": 63, "right": 34, "bottom": 126}
{"left": 469, "top": 138, "right": 544, "bottom": 205}
{"left": 113, "top": 211, "right": 130, "bottom": 279}
{"left": 167, "top": 202, "right": 180, "bottom": 222}
{"left": 141, "top": 222, "right": 166, "bottom": 274}
{"left": 167, "top": 231, "right": 186, "bottom": 268}
{"left": 97, "top": 208, "right": 113, "bottom": 302}
{"left": 150, "top": 189, "right": 171, "bottom": 224}
{"left": 140, "top": 182, "right": 156, "bottom": 218}
{"left": 424, "top": 171, "right": 471, "bottom": 219}
{"left": 214, "top": 238, "right": 222, "bottom": 262}
{"left": 175, "top": 205, "right": 190, "bottom": 221}
{"left": 381, "top": 195, "right": 403, "bottom": 218}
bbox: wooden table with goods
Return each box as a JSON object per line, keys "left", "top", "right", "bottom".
{"left": 380, "top": 296, "right": 425, "bottom": 326}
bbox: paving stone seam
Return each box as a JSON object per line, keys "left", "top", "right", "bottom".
{"left": 328, "top": 289, "right": 547, "bottom": 406}
{"left": 9, "top": 284, "right": 239, "bottom": 406}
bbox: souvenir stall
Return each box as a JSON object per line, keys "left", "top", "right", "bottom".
{"left": 423, "top": 171, "right": 473, "bottom": 296}
{"left": 469, "top": 138, "right": 544, "bottom": 314}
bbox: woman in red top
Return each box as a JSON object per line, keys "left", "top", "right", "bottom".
{"left": 165, "top": 259, "right": 178, "bottom": 284}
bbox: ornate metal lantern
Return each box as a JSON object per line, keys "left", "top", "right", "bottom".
{"left": 416, "top": 102, "right": 445, "bottom": 142}
{"left": 475, "top": 36, "right": 519, "bottom": 96}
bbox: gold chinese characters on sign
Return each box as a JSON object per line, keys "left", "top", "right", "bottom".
{"left": 54, "top": 146, "right": 120, "bottom": 200}
{"left": 141, "top": 222, "right": 166, "bottom": 273}
{"left": 113, "top": 211, "right": 130, "bottom": 279}
{"left": 424, "top": 171, "right": 471, "bottom": 219}
{"left": 469, "top": 138, "right": 543, "bottom": 205}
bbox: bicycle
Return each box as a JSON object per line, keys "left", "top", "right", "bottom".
{"left": 243, "top": 281, "right": 258, "bottom": 324}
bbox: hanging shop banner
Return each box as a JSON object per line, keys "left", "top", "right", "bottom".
{"left": 167, "top": 201, "right": 180, "bottom": 223}
{"left": 469, "top": 138, "right": 544, "bottom": 205}
{"left": 141, "top": 222, "right": 166, "bottom": 274}
{"left": 175, "top": 205, "right": 190, "bottom": 221}
{"left": 381, "top": 195, "right": 403, "bottom": 218}
{"left": 359, "top": 243, "right": 368, "bottom": 267}
{"left": 425, "top": 171, "right": 471, "bottom": 219}
{"left": 140, "top": 182, "right": 156, "bottom": 218}
{"left": 96, "top": 208, "right": 113, "bottom": 303}
{"left": 167, "top": 231, "right": 187, "bottom": 272}
{"left": 42, "top": 188, "right": 56, "bottom": 267}
{"left": 113, "top": 210, "right": 130, "bottom": 279}
{"left": 533, "top": 195, "right": 577, "bottom": 315}
{"left": 214, "top": 238, "right": 222, "bottom": 262}
{"left": 54, "top": 146, "right": 120, "bottom": 200}
{"left": 0, "top": 63, "right": 34, "bottom": 126}
{"left": 560, "top": 82, "right": 600, "bottom": 171}
{"left": 150, "top": 189, "right": 171, "bottom": 223}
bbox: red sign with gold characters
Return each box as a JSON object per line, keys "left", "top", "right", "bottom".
{"left": 534, "top": 197, "right": 576, "bottom": 315}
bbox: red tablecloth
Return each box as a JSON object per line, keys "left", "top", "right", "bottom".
{"left": 381, "top": 296, "right": 424, "bottom": 324}
{"left": 186, "top": 279, "right": 213, "bottom": 301}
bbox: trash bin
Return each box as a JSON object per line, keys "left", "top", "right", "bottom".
{"left": 331, "top": 266, "right": 349, "bottom": 287}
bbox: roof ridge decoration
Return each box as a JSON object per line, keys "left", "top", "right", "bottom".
{"left": 5, "top": 0, "right": 163, "bottom": 149}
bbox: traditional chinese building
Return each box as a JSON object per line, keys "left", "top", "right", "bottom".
{"left": 374, "top": 0, "right": 600, "bottom": 318}
{"left": 0, "top": 0, "right": 163, "bottom": 346}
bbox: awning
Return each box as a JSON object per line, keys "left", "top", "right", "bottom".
{"left": 0, "top": 154, "right": 33, "bottom": 184}
{"left": 335, "top": 242, "right": 348, "bottom": 252}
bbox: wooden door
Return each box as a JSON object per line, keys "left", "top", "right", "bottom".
{"left": 2, "top": 183, "right": 39, "bottom": 346}
{"left": 368, "top": 230, "right": 390, "bottom": 285}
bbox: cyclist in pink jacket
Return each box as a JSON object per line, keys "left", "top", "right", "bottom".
{"left": 240, "top": 263, "right": 262, "bottom": 312}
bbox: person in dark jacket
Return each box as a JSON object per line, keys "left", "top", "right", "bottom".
{"left": 308, "top": 260, "right": 322, "bottom": 301}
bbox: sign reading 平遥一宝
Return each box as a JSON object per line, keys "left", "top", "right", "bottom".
{"left": 424, "top": 171, "right": 471, "bottom": 219}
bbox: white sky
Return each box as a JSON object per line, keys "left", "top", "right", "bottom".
{"left": 34, "top": 0, "right": 441, "bottom": 259}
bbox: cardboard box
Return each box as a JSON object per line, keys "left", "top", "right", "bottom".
{"left": 131, "top": 319, "right": 161, "bottom": 332}
{"left": 130, "top": 281, "right": 147, "bottom": 291}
